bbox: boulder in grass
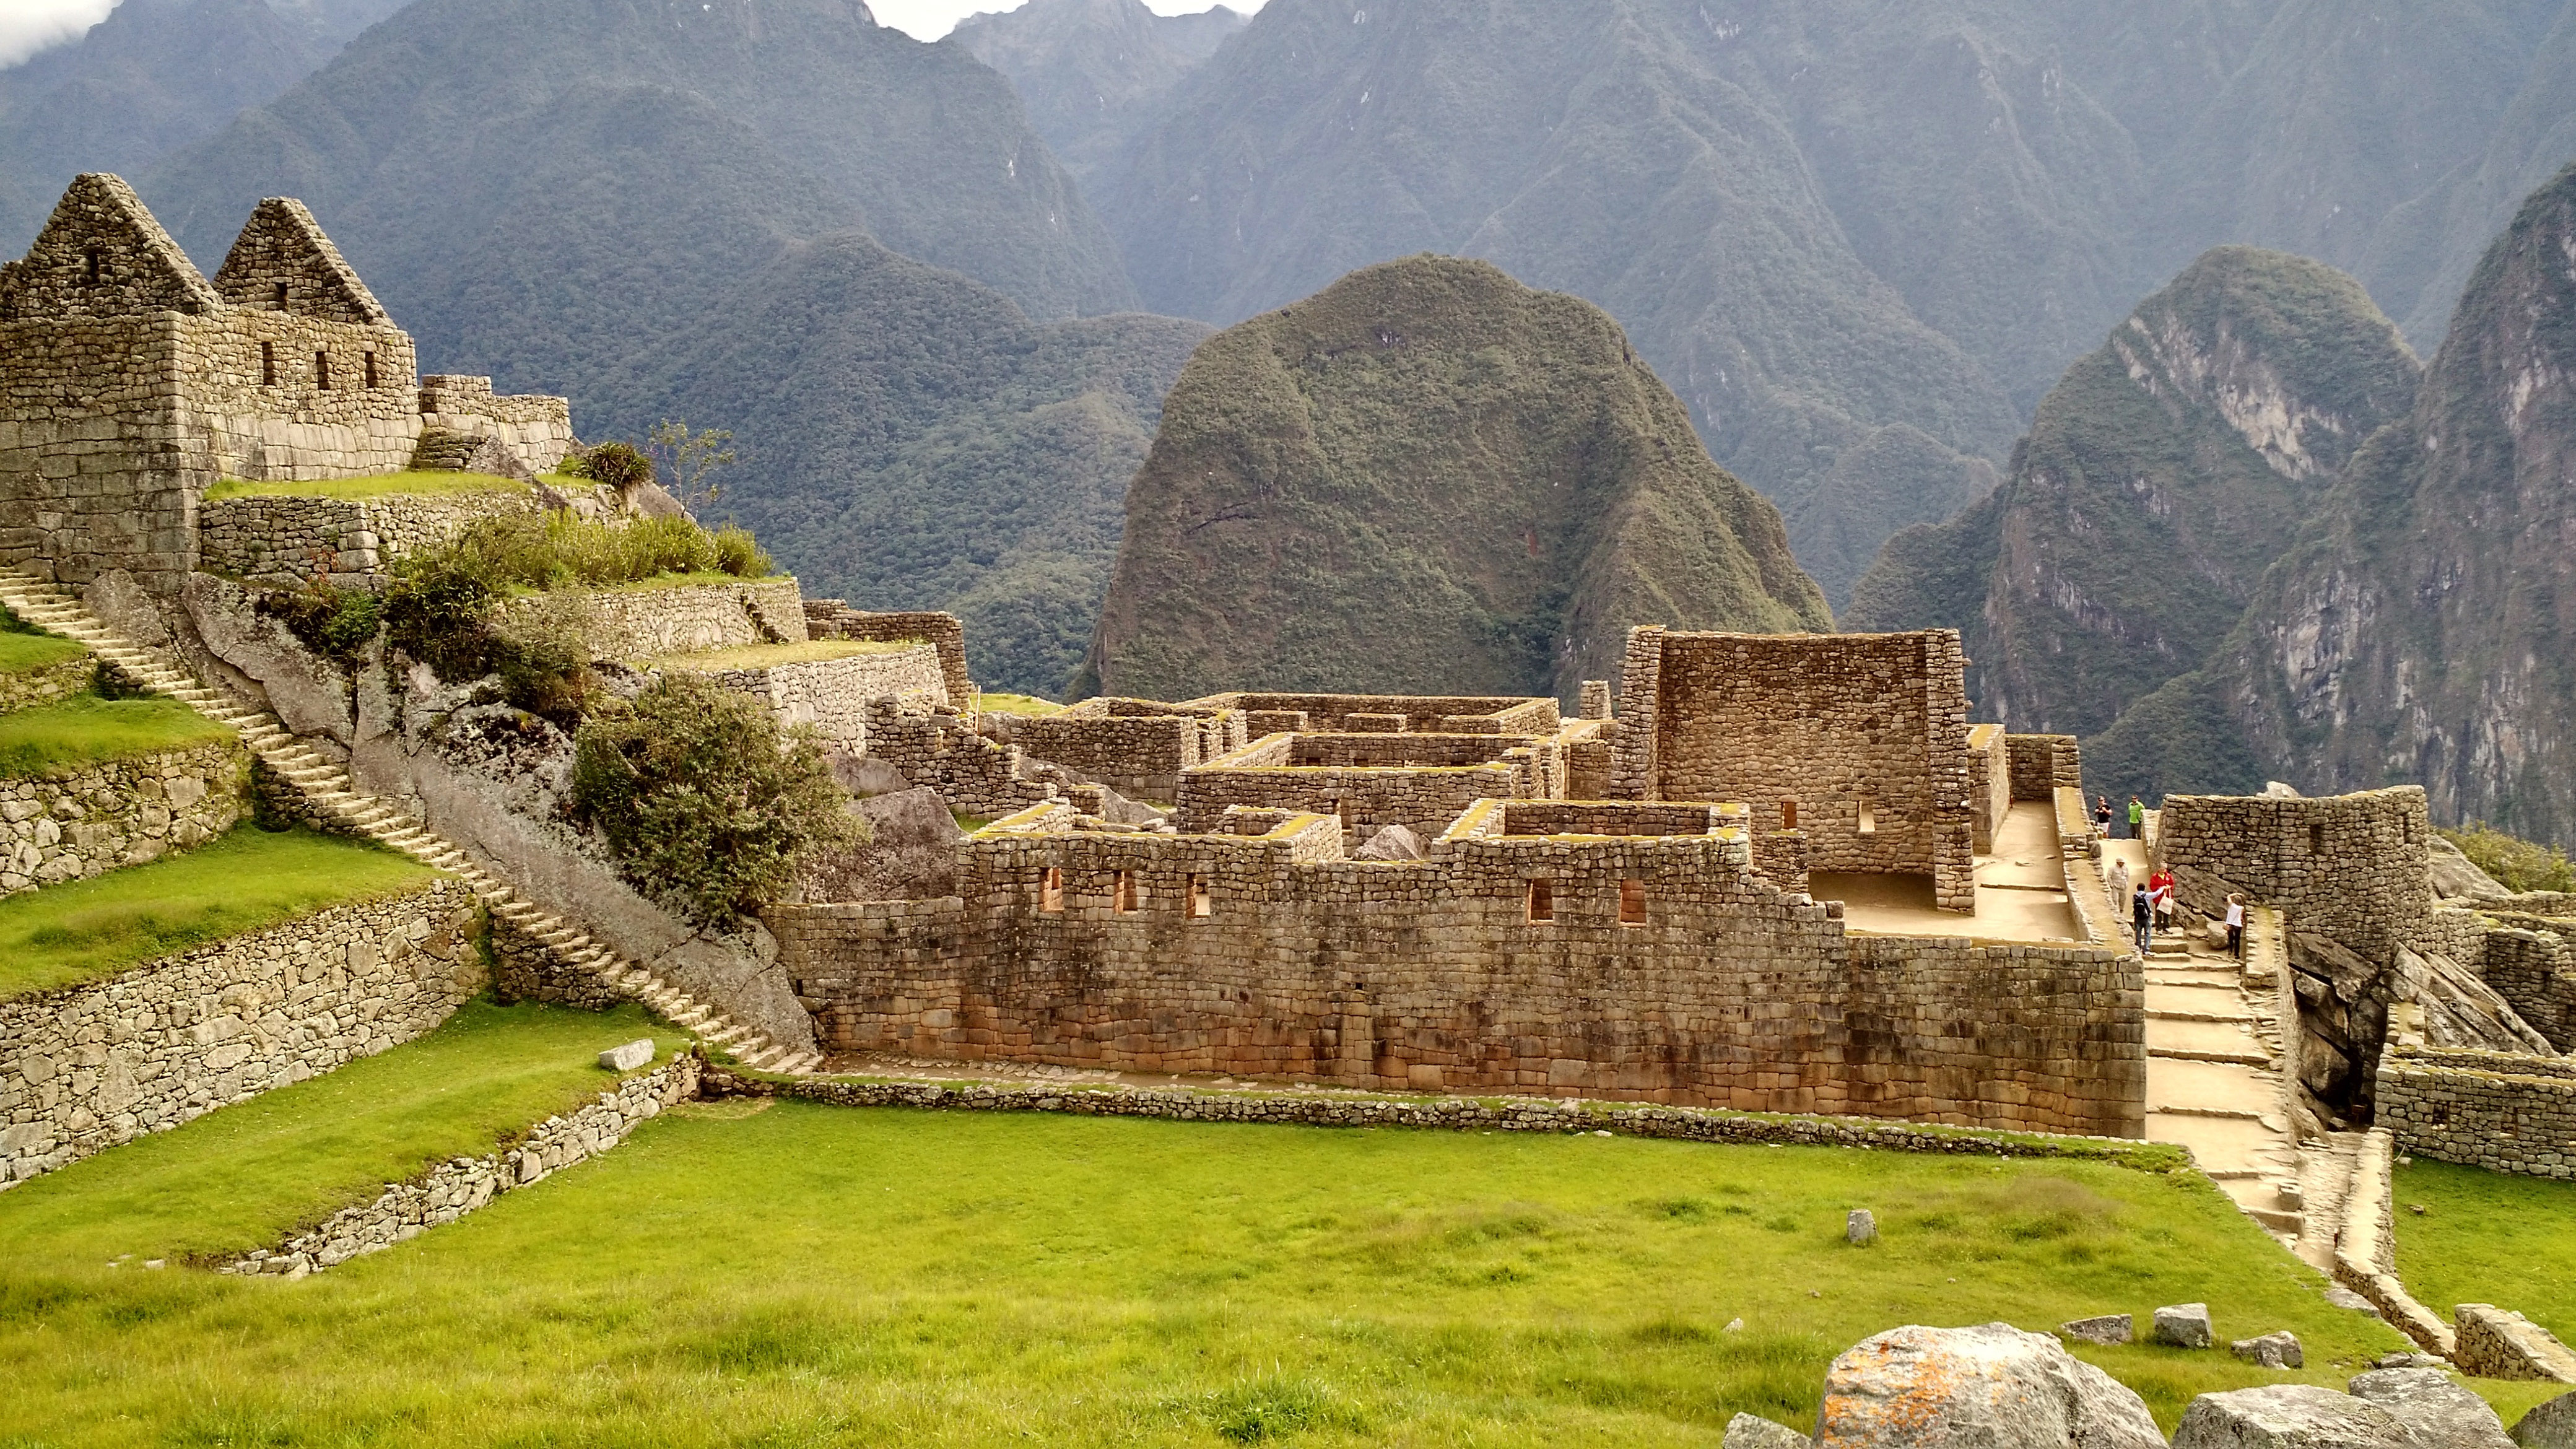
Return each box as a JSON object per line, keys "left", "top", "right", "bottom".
{"left": 598, "top": 1040, "right": 656, "bottom": 1071}
{"left": 2172, "top": 1385, "right": 2416, "bottom": 1447}
{"left": 1721, "top": 1411, "right": 1807, "bottom": 1448}
{"left": 2346, "top": 1368, "right": 2515, "bottom": 1448}
{"left": 2517, "top": 1388, "right": 2576, "bottom": 1447}
{"left": 1814, "top": 1322, "right": 2163, "bottom": 1448}
{"left": 2156, "top": 1302, "right": 2216, "bottom": 1349}
{"left": 2061, "top": 1313, "right": 2134, "bottom": 1346}
{"left": 2231, "top": 1331, "right": 2304, "bottom": 1368}
{"left": 1846, "top": 1208, "right": 1878, "bottom": 1245}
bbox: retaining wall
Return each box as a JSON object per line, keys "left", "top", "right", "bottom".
{"left": 0, "top": 646, "right": 92, "bottom": 713}
{"left": 0, "top": 739, "right": 246, "bottom": 897}
{"left": 678, "top": 646, "right": 947, "bottom": 753}
{"left": 2375, "top": 1039, "right": 2576, "bottom": 1180}
{"left": 515, "top": 578, "right": 807, "bottom": 661}
{"left": 803, "top": 600, "right": 967, "bottom": 704}
{"left": 1, "top": 878, "right": 483, "bottom": 1185}
{"left": 199, "top": 487, "right": 538, "bottom": 585}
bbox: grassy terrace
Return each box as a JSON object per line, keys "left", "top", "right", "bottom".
{"left": 646, "top": 638, "right": 913, "bottom": 671}
{"left": 0, "top": 826, "right": 440, "bottom": 1001}
{"left": 0, "top": 695, "right": 232, "bottom": 778}
{"left": 203, "top": 471, "right": 549, "bottom": 502}
{"left": 2393, "top": 1157, "right": 2576, "bottom": 1346}
{"left": 0, "top": 628, "right": 86, "bottom": 676}
{"left": 974, "top": 691, "right": 1063, "bottom": 716}
{"left": 2, "top": 1079, "right": 2512, "bottom": 1445}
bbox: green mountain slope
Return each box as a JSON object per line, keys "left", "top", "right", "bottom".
{"left": 1076, "top": 256, "right": 1830, "bottom": 702}
{"left": 951, "top": 0, "right": 1245, "bottom": 185}
{"left": 2112, "top": 162, "right": 2576, "bottom": 844}
{"left": 600, "top": 233, "right": 1208, "bottom": 697}
{"left": 1848, "top": 247, "right": 2419, "bottom": 739}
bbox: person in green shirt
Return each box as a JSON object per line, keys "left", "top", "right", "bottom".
{"left": 2126, "top": 796, "right": 2146, "bottom": 840}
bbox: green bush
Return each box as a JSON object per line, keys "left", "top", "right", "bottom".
{"left": 574, "top": 441, "right": 654, "bottom": 492}
{"left": 257, "top": 585, "right": 385, "bottom": 668}
{"left": 571, "top": 674, "right": 860, "bottom": 924}
{"left": 2442, "top": 824, "right": 2576, "bottom": 894}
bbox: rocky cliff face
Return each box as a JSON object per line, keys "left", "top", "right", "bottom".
{"left": 951, "top": 0, "right": 1245, "bottom": 185}
{"left": 2194, "top": 162, "right": 2576, "bottom": 845}
{"left": 1848, "top": 247, "right": 2419, "bottom": 739}
{"left": 1074, "top": 256, "right": 1830, "bottom": 702}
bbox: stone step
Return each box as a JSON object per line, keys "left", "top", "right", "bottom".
{"left": 2149, "top": 1045, "right": 2270, "bottom": 1067}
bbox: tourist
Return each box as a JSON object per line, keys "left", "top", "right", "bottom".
{"left": 2150, "top": 868, "right": 2176, "bottom": 934}
{"left": 2132, "top": 884, "right": 2154, "bottom": 955}
{"left": 2226, "top": 894, "right": 2247, "bottom": 960}
{"left": 2126, "top": 795, "right": 2146, "bottom": 840}
{"left": 2095, "top": 796, "right": 2112, "bottom": 836}
{"left": 2108, "top": 857, "right": 2130, "bottom": 912}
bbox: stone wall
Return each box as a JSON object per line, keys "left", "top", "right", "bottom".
{"left": 0, "top": 878, "right": 482, "bottom": 1185}
{"left": 199, "top": 487, "right": 541, "bottom": 585}
{"left": 804, "top": 600, "right": 968, "bottom": 704}
{"left": 1181, "top": 692, "right": 1559, "bottom": 735}
{"left": 2154, "top": 787, "right": 2434, "bottom": 961}
{"left": 863, "top": 696, "right": 1066, "bottom": 820}
{"left": 2375, "top": 1038, "right": 2575, "bottom": 1180}
{"left": 773, "top": 816, "right": 2144, "bottom": 1136}
{"left": 510, "top": 577, "right": 807, "bottom": 661}
{"left": 1965, "top": 724, "right": 2008, "bottom": 852}
{"left": 2483, "top": 916, "right": 2576, "bottom": 1051}
{"left": 225, "top": 1051, "right": 699, "bottom": 1278}
{"left": 1612, "top": 627, "right": 1977, "bottom": 911}
{"left": 416, "top": 375, "right": 575, "bottom": 477}
{"left": 1, "top": 740, "right": 247, "bottom": 897}
{"left": 1014, "top": 699, "right": 1249, "bottom": 804}
{"left": 0, "top": 645, "right": 92, "bottom": 713}
{"left": 1174, "top": 733, "right": 1531, "bottom": 841}
{"left": 678, "top": 646, "right": 948, "bottom": 753}
{"left": 2007, "top": 733, "right": 2082, "bottom": 803}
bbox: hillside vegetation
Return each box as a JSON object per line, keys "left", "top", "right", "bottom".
{"left": 1078, "top": 256, "right": 1829, "bottom": 702}
{"left": 952, "top": 0, "right": 1246, "bottom": 185}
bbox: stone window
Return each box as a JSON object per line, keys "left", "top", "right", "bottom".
{"left": 1040, "top": 868, "right": 1064, "bottom": 913}
{"left": 1619, "top": 878, "right": 1646, "bottom": 926}
{"left": 1113, "top": 871, "right": 1139, "bottom": 913}
{"left": 1188, "top": 874, "right": 1212, "bottom": 918}
{"left": 260, "top": 341, "right": 276, "bottom": 387}
{"left": 1782, "top": 798, "right": 1799, "bottom": 830}
{"left": 2310, "top": 822, "right": 2326, "bottom": 855}
{"left": 315, "top": 349, "right": 331, "bottom": 389}
{"left": 1525, "top": 879, "right": 1554, "bottom": 923}
{"left": 82, "top": 247, "right": 102, "bottom": 284}
{"left": 363, "top": 351, "right": 378, "bottom": 389}
{"left": 272, "top": 281, "right": 289, "bottom": 309}
{"left": 1857, "top": 799, "right": 1876, "bottom": 835}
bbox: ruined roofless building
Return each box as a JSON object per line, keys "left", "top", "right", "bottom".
{"left": 0, "top": 173, "right": 571, "bottom": 596}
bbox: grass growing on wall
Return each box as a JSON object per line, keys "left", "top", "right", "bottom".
{"left": 0, "top": 1098, "right": 2492, "bottom": 1445}
{"left": 2392, "top": 1157, "right": 2576, "bottom": 1345}
{"left": 0, "top": 826, "right": 439, "bottom": 1000}
{"left": 0, "top": 999, "right": 681, "bottom": 1266}
{"left": 0, "top": 695, "right": 232, "bottom": 778}
{"left": 204, "top": 471, "right": 539, "bottom": 502}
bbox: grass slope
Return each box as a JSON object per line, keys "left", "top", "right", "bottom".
{"left": 2392, "top": 1158, "right": 2576, "bottom": 1347}
{"left": 0, "top": 629, "right": 86, "bottom": 676}
{"left": 0, "top": 826, "right": 437, "bottom": 1001}
{"left": 204, "top": 471, "right": 537, "bottom": 501}
{"left": 0, "top": 695, "right": 232, "bottom": 779}
{"left": 0, "top": 1100, "right": 2446, "bottom": 1444}
{"left": 0, "top": 999, "right": 681, "bottom": 1268}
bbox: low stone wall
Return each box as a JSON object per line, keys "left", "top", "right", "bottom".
{"left": 417, "top": 375, "right": 575, "bottom": 477}
{"left": 2483, "top": 917, "right": 2576, "bottom": 1051}
{"left": 2375, "top": 1040, "right": 2576, "bottom": 1179}
{"left": 1, "top": 878, "right": 482, "bottom": 1185}
{"left": 2330, "top": 1128, "right": 2455, "bottom": 1355}
{"left": 225, "top": 1051, "right": 699, "bottom": 1278}
{"left": 200, "top": 488, "right": 537, "bottom": 585}
{"left": 2008, "top": 734, "right": 2081, "bottom": 802}
{"left": 1, "top": 740, "right": 247, "bottom": 897}
{"left": 864, "top": 696, "right": 1066, "bottom": 820}
{"left": 804, "top": 601, "right": 968, "bottom": 704}
{"left": 679, "top": 646, "right": 947, "bottom": 752}
{"left": 1014, "top": 700, "right": 1248, "bottom": 804}
{"left": 2453, "top": 1304, "right": 2576, "bottom": 1383}
{"left": 0, "top": 646, "right": 92, "bottom": 714}
{"left": 523, "top": 578, "right": 807, "bottom": 661}
{"left": 1966, "top": 723, "right": 2009, "bottom": 852}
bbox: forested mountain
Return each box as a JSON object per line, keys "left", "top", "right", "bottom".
{"left": 2095, "top": 161, "right": 2576, "bottom": 846}
{"left": 1848, "top": 248, "right": 2420, "bottom": 741}
{"left": 0, "top": 0, "right": 404, "bottom": 250}
{"left": 1067, "top": 0, "right": 2576, "bottom": 602}
{"left": 1076, "top": 256, "right": 1830, "bottom": 702}
{"left": 952, "top": 0, "right": 1246, "bottom": 184}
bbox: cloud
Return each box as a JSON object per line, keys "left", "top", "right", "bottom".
{"left": 0, "top": 0, "right": 117, "bottom": 67}
{"left": 868, "top": 0, "right": 1266, "bottom": 41}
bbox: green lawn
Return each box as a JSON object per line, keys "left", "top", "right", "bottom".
{"left": 975, "top": 692, "right": 1063, "bottom": 716}
{"left": 0, "top": 628, "right": 85, "bottom": 676}
{"left": 204, "top": 471, "right": 539, "bottom": 502}
{"left": 2394, "top": 1157, "right": 2576, "bottom": 1346}
{"left": 0, "top": 826, "right": 439, "bottom": 1000}
{"left": 0, "top": 694, "right": 232, "bottom": 778}
{"left": 0, "top": 999, "right": 682, "bottom": 1269}
{"left": 0, "top": 1087, "right": 2453, "bottom": 1446}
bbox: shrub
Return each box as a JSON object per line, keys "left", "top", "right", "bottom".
{"left": 571, "top": 675, "right": 860, "bottom": 924}
{"left": 577, "top": 442, "right": 654, "bottom": 492}
{"left": 2442, "top": 824, "right": 2576, "bottom": 894}
{"left": 258, "top": 585, "right": 385, "bottom": 668}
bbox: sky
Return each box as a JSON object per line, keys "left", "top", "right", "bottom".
{"left": 869, "top": 0, "right": 1264, "bottom": 41}
{"left": 0, "top": 0, "right": 1268, "bottom": 67}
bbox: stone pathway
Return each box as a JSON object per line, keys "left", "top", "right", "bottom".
{"left": 0, "top": 570, "right": 820, "bottom": 1074}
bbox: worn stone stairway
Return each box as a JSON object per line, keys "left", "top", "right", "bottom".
{"left": 0, "top": 570, "right": 822, "bottom": 1074}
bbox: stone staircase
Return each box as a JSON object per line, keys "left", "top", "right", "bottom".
{"left": 0, "top": 570, "right": 821, "bottom": 1074}
{"left": 2139, "top": 916, "right": 2305, "bottom": 1239}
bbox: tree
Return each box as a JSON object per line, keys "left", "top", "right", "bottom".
{"left": 648, "top": 419, "right": 737, "bottom": 513}
{"left": 571, "top": 674, "right": 861, "bottom": 924}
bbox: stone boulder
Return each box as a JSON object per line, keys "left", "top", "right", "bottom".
{"left": 795, "top": 787, "right": 965, "bottom": 903}
{"left": 2156, "top": 1303, "right": 2216, "bottom": 1349}
{"left": 2061, "top": 1313, "right": 2134, "bottom": 1346}
{"left": 2346, "top": 1367, "right": 2514, "bottom": 1448}
{"left": 1812, "top": 1322, "right": 2162, "bottom": 1448}
{"left": 598, "top": 1040, "right": 656, "bottom": 1071}
{"left": 2429, "top": 835, "right": 2513, "bottom": 901}
{"left": 1846, "top": 1208, "right": 1878, "bottom": 1245}
{"left": 1721, "top": 1411, "right": 1807, "bottom": 1448}
{"left": 2231, "top": 1331, "right": 2304, "bottom": 1369}
{"left": 2172, "top": 1385, "right": 2417, "bottom": 1447}
{"left": 1352, "top": 824, "right": 1424, "bottom": 861}
{"left": 2516, "top": 1388, "right": 2576, "bottom": 1447}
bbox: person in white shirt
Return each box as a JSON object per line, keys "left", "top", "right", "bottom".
{"left": 2225, "top": 894, "right": 2247, "bottom": 960}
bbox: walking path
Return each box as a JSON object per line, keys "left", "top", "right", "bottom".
{"left": 0, "top": 570, "right": 820, "bottom": 1074}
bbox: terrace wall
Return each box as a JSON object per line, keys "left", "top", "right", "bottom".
{"left": 0, "top": 739, "right": 246, "bottom": 897}
{"left": 803, "top": 601, "right": 968, "bottom": 705}
{"left": 2376, "top": 1039, "right": 2576, "bottom": 1180}
{"left": 510, "top": 577, "right": 807, "bottom": 661}
{"left": 199, "top": 487, "right": 539, "bottom": 585}
{"left": 681, "top": 646, "right": 947, "bottom": 752}
{"left": 0, "top": 647, "right": 93, "bottom": 714}
{"left": 0, "top": 877, "right": 482, "bottom": 1185}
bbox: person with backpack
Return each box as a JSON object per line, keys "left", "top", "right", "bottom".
{"left": 2132, "top": 883, "right": 2154, "bottom": 955}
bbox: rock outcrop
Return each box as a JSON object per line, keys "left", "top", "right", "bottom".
{"left": 1811, "top": 1322, "right": 2163, "bottom": 1448}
